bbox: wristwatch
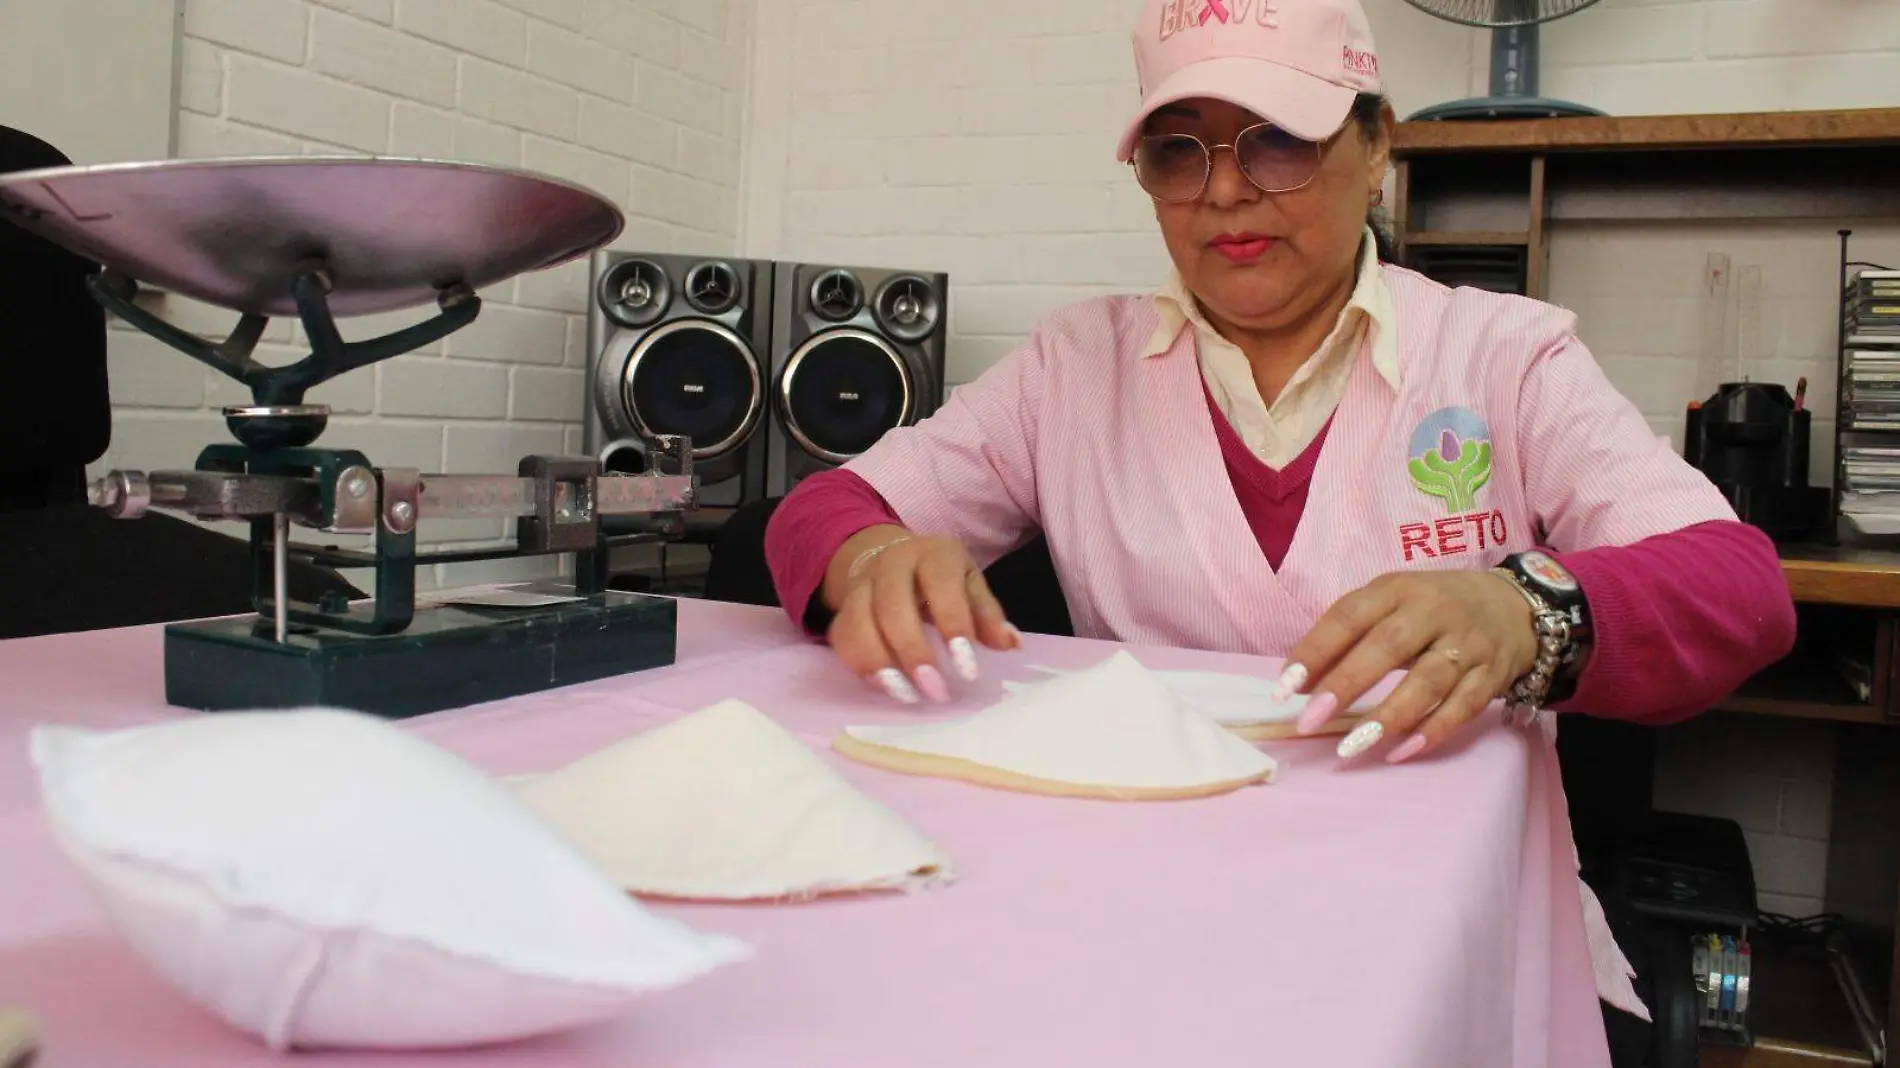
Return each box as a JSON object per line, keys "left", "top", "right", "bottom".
{"left": 1489, "top": 550, "right": 1592, "bottom": 710}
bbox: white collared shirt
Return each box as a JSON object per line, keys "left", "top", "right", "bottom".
{"left": 1140, "top": 228, "right": 1401, "bottom": 469}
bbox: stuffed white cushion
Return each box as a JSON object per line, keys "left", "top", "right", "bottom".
{"left": 30, "top": 709, "right": 748, "bottom": 1052}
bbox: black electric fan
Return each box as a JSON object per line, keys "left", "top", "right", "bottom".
{"left": 1401, "top": 0, "right": 1606, "bottom": 120}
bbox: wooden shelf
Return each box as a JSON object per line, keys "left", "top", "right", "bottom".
{"left": 1401, "top": 230, "right": 1529, "bottom": 247}
{"left": 1701, "top": 1037, "right": 1873, "bottom": 1066}
{"left": 1392, "top": 107, "right": 1900, "bottom": 157}
{"left": 1715, "top": 652, "right": 1887, "bottom": 726}
{"left": 1781, "top": 546, "right": 1900, "bottom": 610}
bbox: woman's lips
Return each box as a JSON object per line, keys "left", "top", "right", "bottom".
{"left": 1208, "top": 233, "right": 1274, "bottom": 264}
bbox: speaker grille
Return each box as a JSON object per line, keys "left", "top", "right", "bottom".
{"left": 621, "top": 319, "right": 763, "bottom": 460}
{"left": 779, "top": 329, "right": 913, "bottom": 464}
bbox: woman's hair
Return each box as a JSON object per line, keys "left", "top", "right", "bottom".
{"left": 1350, "top": 92, "right": 1399, "bottom": 263}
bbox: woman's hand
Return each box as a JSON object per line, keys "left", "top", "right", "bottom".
{"left": 1278, "top": 571, "right": 1537, "bottom": 764}
{"left": 822, "top": 526, "right": 1020, "bottom": 704}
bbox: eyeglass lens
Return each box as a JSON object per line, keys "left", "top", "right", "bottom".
{"left": 1133, "top": 126, "right": 1323, "bottom": 201}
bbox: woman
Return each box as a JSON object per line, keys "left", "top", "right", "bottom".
{"left": 764, "top": 0, "right": 1795, "bottom": 763}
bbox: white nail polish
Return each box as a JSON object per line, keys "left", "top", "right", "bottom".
{"left": 948, "top": 637, "right": 980, "bottom": 682}
{"left": 1336, "top": 720, "right": 1385, "bottom": 760}
{"left": 876, "top": 668, "right": 920, "bottom": 704}
{"left": 1271, "top": 662, "right": 1308, "bottom": 702}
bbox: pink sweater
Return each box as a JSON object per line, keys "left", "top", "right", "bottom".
{"left": 766, "top": 381, "right": 1795, "bottom": 726}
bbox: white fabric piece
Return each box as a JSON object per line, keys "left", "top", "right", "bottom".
{"left": 843, "top": 651, "right": 1279, "bottom": 790}
{"left": 512, "top": 700, "right": 952, "bottom": 901}
{"left": 1003, "top": 665, "right": 1387, "bottom": 726}
{"left": 30, "top": 710, "right": 747, "bottom": 1052}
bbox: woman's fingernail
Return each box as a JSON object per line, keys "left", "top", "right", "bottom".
{"left": 1005, "top": 623, "right": 1024, "bottom": 648}
{"left": 1295, "top": 692, "right": 1338, "bottom": 735}
{"left": 1385, "top": 734, "right": 1429, "bottom": 764}
{"left": 1336, "top": 720, "right": 1385, "bottom": 760}
{"left": 913, "top": 665, "right": 951, "bottom": 704}
{"left": 1271, "top": 662, "right": 1308, "bottom": 701}
{"left": 875, "top": 668, "right": 920, "bottom": 704}
{"left": 948, "top": 637, "right": 981, "bottom": 681}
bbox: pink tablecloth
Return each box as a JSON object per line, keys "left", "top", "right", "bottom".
{"left": 0, "top": 597, "right": 1612, "bottom": 1068}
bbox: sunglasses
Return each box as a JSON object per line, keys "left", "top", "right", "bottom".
{"left": 1130, "top": 120, "right": 1346, "bottom": 203}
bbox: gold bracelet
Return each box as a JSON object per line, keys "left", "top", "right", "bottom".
{"left": 846, "top": 534, "right": 913, "bottom": 582}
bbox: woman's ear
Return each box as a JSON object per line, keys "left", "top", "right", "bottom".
{"left": 1366, "top": 101, "right": 1397, "bottom": 198}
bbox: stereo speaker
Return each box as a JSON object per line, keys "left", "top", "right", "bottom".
{"left": 767, "top": 262, "right": 948, "bottom": 496}
{"left": 584, "top": 251, "right": 774, "bottom": 508}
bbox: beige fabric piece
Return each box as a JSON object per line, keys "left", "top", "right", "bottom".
{"left": 0, "top": 1007, "right": 38, "bottom": 1068}
{"left": 513, "top": 700, "right": 952, "bottom": 902}
{"left": 835, "top": 652, "right": 1278, "bottom": 800}
{"left": 1225, "top": 714, "right": 1367, "bottom": 742}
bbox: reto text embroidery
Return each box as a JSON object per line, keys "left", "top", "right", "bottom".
{"left": 1398, "top": 510, "right": 1509, "bottom": 563}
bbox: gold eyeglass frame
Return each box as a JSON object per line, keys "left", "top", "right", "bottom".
{"left": 1129, "top": 115, "right": 1353, "bottom": 203}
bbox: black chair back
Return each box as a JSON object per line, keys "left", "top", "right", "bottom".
{"left": 704, "top": 497, "right": 1075, "bottom": 638}
{"left": 0, "top": 126, "right": 363, "bottom": 639}
{"left": 0, "top": 125, "right": 109, "bottom": 510}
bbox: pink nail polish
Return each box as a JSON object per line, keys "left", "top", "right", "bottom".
{"left": 1295, "top": 692, "right": 1337, "bottom": 735}
{"left": 913, "top": 665, "right": 951, "bottom": 704}
{"left": 1386, "top": 735, "right": 1429, "bottom": 764}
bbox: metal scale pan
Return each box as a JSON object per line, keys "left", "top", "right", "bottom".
{"left": 0, "top": 155, "right": 624, "bottom": 317}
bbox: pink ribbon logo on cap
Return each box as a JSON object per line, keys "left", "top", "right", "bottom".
{"left": 1200, "top": 0, "right": 1231, "bottom": 23}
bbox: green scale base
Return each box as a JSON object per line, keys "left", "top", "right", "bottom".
{"left": 164, "top": 588, "right": 678, "bottom": 719}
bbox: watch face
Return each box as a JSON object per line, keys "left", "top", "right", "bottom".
{"left": 1520, "top": 550, "right": 1580, "bottom": 594}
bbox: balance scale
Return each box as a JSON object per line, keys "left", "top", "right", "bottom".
{"left": 0, "top": 156, "right": 696, "bottom": 719}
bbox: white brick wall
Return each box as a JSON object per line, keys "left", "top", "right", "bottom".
{"left": 96, "top": 0, "right": 754, "bottom": 587}
{"left": 740, "top": 0, "right": 1900, "bottom": 913}
{"left": 740, "top": 0, "right": 1480, "bottom": 384}
{"left": 1521, "top": 0, "right": 1900, "bottom": 115}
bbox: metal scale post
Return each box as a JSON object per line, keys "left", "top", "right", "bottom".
{"left": 0, "top": 156, "right": 699, "bottom": 718}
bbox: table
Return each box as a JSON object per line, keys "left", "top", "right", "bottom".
{"left": 0, "top": 597, "right": 1612, "bottom": 1068}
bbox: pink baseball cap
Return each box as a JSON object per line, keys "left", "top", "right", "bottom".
{"left": 1115, "top": 0, "right": 1384, "bottom": 162}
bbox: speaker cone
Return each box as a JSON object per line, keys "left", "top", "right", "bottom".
{"left": 620, "top": 319, "right": 763, "bottom": 460}
{"left": 597, "top": 257, "right": 669, "bottom": 328}
{"left": 808, "top": 269, "right": 863, "bottom": 322}
{"left": 873, "top": 274, "right": 941, "bottom": 342}
{"left": 779, "top": 328, "right": 913, "bottom": 464}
